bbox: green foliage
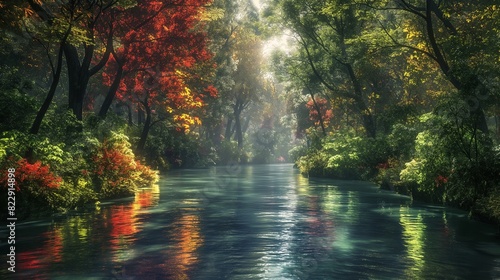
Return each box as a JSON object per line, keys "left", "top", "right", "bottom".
{"left": 297, "top": 130, "right": 391, "bottom": 179}
{"left": 217, "top": 140, "right": 244, "bottom": 165}
{"left": 91, "top": 132, "right": 158, "bottom": 199}
{"left": 476, "top": 185, "right": 500, "bottom": 224}
{"left": 84, "top": 112, "right": 130, "bottom": 141}
{"left": 0, "top": 125, "right": 159, "bottom": 219}
{"left": 386, "top": 123, "right": 418, "bottom": 162}
{"left": 399, "top": 110, "right": 499, "bottom": 207}
{"left": 142, "top": 122, "right": 217, "bottom": 169}
{"left": 288, "top": 144, "right": 308, "bottom": 163}
{"left": 297, "top": 150, "right": 330, "bottom": 177}
{"left": 0, "top": 66, "right": 37, "bottom": 132}
{"left": 251, "top": 128, "right": 277, "bottom": 164}
{"left": 399, "top": 129, "right": 449, "bottom": 188}
{"left": 38, "top": 108, "right": 84, "bottom": 145}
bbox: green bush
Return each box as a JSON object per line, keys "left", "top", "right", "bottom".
{"left": 0, "top": 130, "right": 99, "bottom": 217}
{"left": 399, "top": 111, "right": 498, "bottom": 207}
{"left": 288, "top": 145, "right": 308, "bottom": 163}
{"left": 217, "top": 140, "right": 242, "bottom": 165}
{"left": 297, "top": 150, "right": 330, "bottom": 177}
{"left": 91, "top": 132, "right": 158, "bottom": 199}
{"left": 296, "top": 130, "right": 391, "bottom": 179}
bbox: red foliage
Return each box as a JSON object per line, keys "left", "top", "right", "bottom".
{"left": 306, "top": 97, "right": 333, "bottom": 127}
{"left": 204, "top": 85, "right": 218, "bottom": 98}
{"left": 377, "top": 162, "right": 390, "bottom": 170}
{"left": 92, "top": 141, "right": 157, "bottom": 192}
{"left": 435, "top": 175, "right": 448, "bottom": 187}
{"left": 1, "top": 158, "right": 62, "bottom": 191}
{"left": 100, "top": 0, "right": 216, "bottom": 120}
{"left": 92, "top": 142, "right": 136, "bottom": 188}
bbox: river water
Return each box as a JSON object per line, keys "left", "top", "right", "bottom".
{"left": 1, "top": 164, "right": 500, "bottom": 279}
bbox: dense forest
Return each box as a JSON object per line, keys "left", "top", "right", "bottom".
{"left": 1, "top": 0, "right": 499, "bottom": 224}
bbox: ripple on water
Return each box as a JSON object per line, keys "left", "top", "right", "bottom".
{"left": 3, "top": 165, "right": 500, "bottom": 280}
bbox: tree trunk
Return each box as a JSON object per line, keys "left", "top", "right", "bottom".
{"left": 345, "top": 63, "right": 376, "bottom": 138}
{"left": 64, "top": 44, "right": 91, "bottom": 121}
{"left": 212, "top": 121, "right": 223, "bottom": 146}
{"left": 98, "top": 61, "right": 123, "bottom": 118}
{"left": 242, "top": 117, "right": 251, "bottom": 135}
{"left": 225, "top": 117, "right": 233, "bottom": 140}
{"left": 424, "top": 0, "right": 489, "bottom": 135}
{"left": 138, "top": 107, "right": 145, "bottom": 124}
{"left": 137, "top": 102, "right": 151, "bottom": 154}
{"left": 126, "top": 103, "right": 133, "bottom": 125}
{"left": 234, "top": 112, "right": 243, "bottom": 149}
{"left": 30, "top": 43, "right": 65, "bottom": 135}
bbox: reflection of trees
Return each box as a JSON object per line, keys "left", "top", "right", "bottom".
{"left": 399, "top": 206, "right": 426, "bottom": 278}
{"left": 135, "top": 184, "right": 160, "bottom": 209}
{"left": 294, "top": 185, "right": 336, "bottom": 275}
{"left": 15, "top": 186, "right": 160, "bottom": 277}
{"left": 18, "top": 228, "right": 63, "bottom": 274}
{"left": 163, "top": 212, "right": 203, "bottom": 278}
{"left": 108, "top": 185, "right": 160, "bottom": 264}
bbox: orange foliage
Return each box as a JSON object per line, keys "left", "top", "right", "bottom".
{"left": 1, "top": 158, "right": 62, "bottom": 191}
{"left": 100, "top": 0, "right": 217, "bottom": 130}
{"left": 306, "top": 97, "right": 333, "bottom": 128}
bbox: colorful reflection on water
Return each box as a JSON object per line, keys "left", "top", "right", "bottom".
{"left": 2, "top": 165, "right": 500, "bottom": 279}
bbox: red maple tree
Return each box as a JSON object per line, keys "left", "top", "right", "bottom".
{"left": 98, "top": 0, "right": 217, "bottom": 152}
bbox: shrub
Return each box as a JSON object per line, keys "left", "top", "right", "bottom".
{"left": 288, "top": 145, "right": 308, "bottom": 163}
{"left": 91, "top": 132, "right": 158, "bottom": 199}
{"left": 399, "top": 111, "right": 498, "bottom": 207}
{"left": 296, "top": 130, "right": 391, "bottom": 179}
{"left": 216, "top": 140, "right": 242, "bottom": 165}
{"left": 0, "top": 157, "right": 63, "bottom": 218}
{"left": 297, "top": 151, "right": 330, "bottom": 177}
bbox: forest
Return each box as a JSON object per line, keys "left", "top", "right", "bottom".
{"left": 0, "top": 0, "right": 499, "bottom": 225}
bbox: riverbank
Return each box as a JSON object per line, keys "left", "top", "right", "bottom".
{"left": 299, "top": 164, "right": 500, "bottom": 230}
{"left": 291, "top": 128, "right": 500, "bottom": 230}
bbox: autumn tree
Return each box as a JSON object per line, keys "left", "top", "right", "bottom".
{"left": 97, "top": 0, "right": 216, "bottom": 153}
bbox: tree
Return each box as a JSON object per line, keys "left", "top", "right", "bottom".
{"left": 385, "top": 0, "right": 500, "bottom": 135}
{"left": 98, "top": 0, "right": 216, "bottom": 153}
{"left": 268, "top": 0, "right": 382, "bottom": 137}
{"left": 306, "top": 96, "right": 332, "bottom": 136}
{"left": 201, "top": 0, "right": 238, "bottom": 147}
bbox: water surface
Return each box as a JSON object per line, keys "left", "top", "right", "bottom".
{"left": 2, "top": 164, "right": 500, "bottom": 279}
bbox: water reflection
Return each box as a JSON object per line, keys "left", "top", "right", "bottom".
{"left": 164, "top": 212, "right": 203, "bottom": 279}
{"left": 399, "top": 206, "right": 426, "bottom": 278}
{"left": 8, "top": 185, "right": 160, "bottom": 279}
{"left": 2, "top": 166, "right": 500, "bottom": 279}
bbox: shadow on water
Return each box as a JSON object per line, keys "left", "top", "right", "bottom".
{"left": 1, "top": 164, "right": 500, "bottom": 279}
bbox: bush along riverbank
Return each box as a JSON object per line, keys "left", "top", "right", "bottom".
{"left": 291, "top": 112, "right": 500, "bottom": 227}
{"left": 0, "top": 115, "right": 159, "bottom": 221}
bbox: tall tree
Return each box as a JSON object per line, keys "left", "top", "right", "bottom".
{"left": 228, "top": 34, "right": 265, "bottom": 148}
{"left": 386, "top": 0, "right": 500, "bottom": 135}
{"left": 25, "top": 0, "right": 120, "bottom": 120}
{"left": 269, "top": 0, "right": 380, "bottom": 137}
{"left": 98, "top": 0, "right": 216, "bottom": 153}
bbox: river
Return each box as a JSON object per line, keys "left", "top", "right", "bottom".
{"left": 1, "top": 164, "right": 500, "bottom": 279}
